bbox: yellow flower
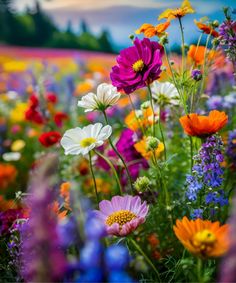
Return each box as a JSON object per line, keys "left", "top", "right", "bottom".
{"left": 134, "top": 136, "right": 164, "bottom": 160}
{"left": 173, "top": 217, "right": 229, "bottom": 258}
{"left": 3, "top": 60, "right": 27, "bottom": 72}
{"left": 158, "top": 0, "right": 195, "bottom": 21}
{"left": 11, "top": 140, "right": 26, "bottom": 152}
{"left": 9, "top": 102, "right": 28, "bottom": 123}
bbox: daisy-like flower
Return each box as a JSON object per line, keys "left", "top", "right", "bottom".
{"left": 78, "top": 83, "right": 121, "bottom": 112}
{"left": 194, "top": 20, "right": 219, "bottom": 38}
{"left": 151, "top": 81, "right": 179, "bottom": 106}
{"left": 173, "top": 216, "right": 229, "bottom": 258}
{"left": 60, "top": 123, "right": 112, "bottom": 156}
{"left": 110, "top": 37, "right": 163, "bottom": 94}
{"left": 179, "top": 110, "right": 228, "bottom": 138}
{"left": 135, "top": 21, "right": 170, "bottom": 38}
{"left": 95, "top": 195, "right": 149, "bottom": 236}
{"left": 158, "top": 0, "right": 195, "bottom": 21}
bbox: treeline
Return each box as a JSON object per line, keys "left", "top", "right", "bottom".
{"left": 0, "top": 0, "right": 114, "bottom": 53}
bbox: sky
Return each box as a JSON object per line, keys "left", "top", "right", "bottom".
{"left": 14, "top": 0, "right": 236, "bottom": 50}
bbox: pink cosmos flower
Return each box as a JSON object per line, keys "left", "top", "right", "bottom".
{"left": 95, "top": 195, "right": 149, "bottom": 236}
{"left": 110, "top": 37, "right": 163, "bottom": 94}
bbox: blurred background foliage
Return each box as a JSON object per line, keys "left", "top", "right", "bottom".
{"left": 0, "top": 0, "right": 114, "bottom": 53}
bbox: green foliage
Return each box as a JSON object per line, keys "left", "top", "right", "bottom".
{"left": 0, "top": 0, "right": 115, "bottom": 53}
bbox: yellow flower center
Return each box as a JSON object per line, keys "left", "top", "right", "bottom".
{"left": 192, "top": 229, "right": 216, "bottom": 253}
{"left": 80, "top": 137, "right": 96, "bottom": 148}
{"left": 132, "top": 59, "right": 145, "bottom": 72}
{"left": 106, "top": 210, "right": 136, "bottom": 226}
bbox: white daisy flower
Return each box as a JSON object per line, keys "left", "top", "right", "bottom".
{"left": 151, "top": 81, "right": 179, "bottom": 106}
{"left": 60, "top": 123, "right": 112, "bottom": 156}
{"left": 78, "top": 83, "right": 120, "bottom": 112}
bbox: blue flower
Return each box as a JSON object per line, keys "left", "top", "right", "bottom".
{"left": 105, "top": 245, "right": 130, "bottom": 270}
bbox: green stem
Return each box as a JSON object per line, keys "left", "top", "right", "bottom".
{"left": 88, "top": 151, "right": 99, "bottom": 205}
{"left": 128, "top": 95, "right": 145, "bottom": 135}
{"left": 130, "top": 238, "right": 161, "bottom": 281}
{"left": 102, "top": 110, "right": 133, "bottom": 193}
{"left": 197, "top": 258, "right": 204, "bottom": 283}
{"left": 147, "top": 84, "right": 156, "bottom": 137}
{"left": 164, "top": 45, "right": 188, "bottom": 114}
{"left": 178, "top": 17, "right": 186, "bottom": 75}
{"left": 158, "top": 106, "right": 167, "bottom": 161}
{"left": 94, "top": 149, "right": 123, "bottom": 195}
{"left": 190, "top": 136, "right": 193, "bottom": 171}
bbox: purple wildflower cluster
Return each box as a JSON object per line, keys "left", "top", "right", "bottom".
{"left": 186, "top": 135, "right": 228, "bottom": 219}
{"left": 219, "top": 8, "right": 236, "bottom": 66}
{"left": 207, "top": 91, "right": 236, "bottom": 110}
{"left": 226, "top": 129, "right": 236, "bottom": 169}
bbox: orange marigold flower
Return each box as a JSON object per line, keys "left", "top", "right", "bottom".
{"left": 134, "top": 136, "right": 164, "bottom": 160}
{"left": 187, "top": 45, "right": 216, "bottom": 65}
{"left": 194, "top": 20, "right": 219, "bottom": 37}
{"left": 0, "top": 163, "right": 17, "bottom": 189}
{"left": 173, "top": 216, "right": 229, "bottom": 258}
{"left": 179, "top": 110, "right": 228, "bottom": 138}
{"left": 136, "top": 22, "right": 170, "bottom": 38}
{"left": 158, "top": 0, "right": 195, "bottom": 21}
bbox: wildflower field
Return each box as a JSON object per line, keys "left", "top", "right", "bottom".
{"left": 1, "top": 1, "right": 236, "bottom": 282}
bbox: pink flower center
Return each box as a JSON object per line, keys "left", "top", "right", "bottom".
{"left": 106, "top": 210, "right": 136, "bottom": 226}
{"left": 132, "top": 59, "right": 145, "bottom": 72}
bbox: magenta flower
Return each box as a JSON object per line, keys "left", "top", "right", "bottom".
{"left": 110, "top": 37, "right": 163, "bottom": 94}
{"left": 95, "top": 195, "right": 149, "bottom": 236}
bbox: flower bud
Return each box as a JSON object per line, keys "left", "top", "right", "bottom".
{"left": 191, "top": 69, "right": 202, "bottom": 81}
{"left": 134, "top": 176, "right": 151, "bottom": 191}
{"left": 212, "top": 20, "right": 219, "bottom": 28}
{"left": 159, "top": 35, "right": 168, "bottom": 45}
{"left": 141, "top": 101, "right": 150, "bottom": 110}
{"left": 147, "top": 136, "right": 160, "bottom": 150}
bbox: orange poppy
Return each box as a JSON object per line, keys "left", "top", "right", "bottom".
{"left": 60, "top": 182, "right": 71, "bottom": 210}
{"left": 179, "top": 110, "right": 228, "bottom": 138}
{"left": 0, "top": 163, "right": 17, "bottom": 189}
{"left": 158, "top": 0, "right": 195, "bottom": 21}
{"left": 173, "top": 217, "right": 229, "bottom": 258}
{"left": 135, "top": 21, "right": 170, "bottom": 38}
{"left": 194, "top": 20, "right": 219, "bottom": 37}
{"left": 134, "top": 136, "right": 164, "bottom": 160}
{"left": 187, "top": 45, "right": 216, "bottom": 65}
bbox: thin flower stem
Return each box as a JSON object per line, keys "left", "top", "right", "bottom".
{"left": 191, "top": 32, "right": 203, "bottom": 71}
{"left": 147, "top": 84, "right": 156, "bottom": 136}
{"left": 102, "top": 111, "right": 133, "bottom": 193}
{"left": 128, "top": 95, "right": 146, "bottom": 135}
{"left": 197, "top": 258, "right": 204, "bottom": 283}
{"left": 94, "top": 149, "right": 123, "bottom": 195}
{"left": 163, "top": 45, "right": 188, "bottom": 114}
{"left": 178, "top": 17, "right": 186, "bottom": 75}
{"left": 190, "top": 136, "right": 193, "bottom": 171}
{"left": 158, "top": 106, "right": 167, "bottom": 161}
{"left": 88, "top": 151, "right": 99, "bottom": 205}
{"left": 129, "top": 238, "right": 161, "bottom": 281}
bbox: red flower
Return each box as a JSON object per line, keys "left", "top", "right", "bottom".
{"left": 29, "top": 94, "right": 39, "bottom": 108}
{"left": 25, "top": 108, "right": 44, "bottom": 124}
{"left": 54, "top": 112, "right": 69, "bottom": 127}
{"left": 46, "top": 92, "right": 58, "bottom": 104}
{"left": 38, "top": 131, "right": 61, "bottom": 147}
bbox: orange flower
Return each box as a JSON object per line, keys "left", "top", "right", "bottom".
{"left": 60, "top": 182, "right": 71, "bottom": 210}
{"left": 173, "top": 217, "right": 229, "bottom": 258}
{"left": 187, "top": 45, "right": 216, "bottom": 65}
{"left": 134, "top": 136, "right": 164, "bottom": 160}
{"left": 194, "top": 20, "right": 219, "bottom": 37}
{"left": 125, "top": 107, "right": 155, "bottom": 131}
{"left": 135, "top": 21, "right": 170, "bottom": 38}
{"left": 179, "top": 110, "right": 228, "bottom": 137}
{"left": 0, "top": 163, "right": 17, "bottom": 189}
{"left": 158, "top": 0, "right": 195, "bottom": 21}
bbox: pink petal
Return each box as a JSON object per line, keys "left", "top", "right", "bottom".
{"left": 107, "top": 223, "right": 120, "bottom": 236}
{"left": 99, "top": 200, "right": 114, "bottom": 215}
{"left": 111, "top": 195, "right": 124, "bottom": 210}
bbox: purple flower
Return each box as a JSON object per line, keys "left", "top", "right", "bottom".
{"left": 226, "top": 129, "right": 236, "bottom": 168}
{"left": 191, "top": 69, "right": 202, "bottom": 81}
{"left": 206, "top": 95, "right": 223, "bottom": 110}
{"left": 110, "top": 38, "right": 163, "bottom": 94}
{"left": 191, "top": 209, "right": 203, "bottom": 219}
{"left": 0, "top": 209, "right": 24, "bottom": 236}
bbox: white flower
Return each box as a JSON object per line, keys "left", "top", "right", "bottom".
{"left": 61, "top": 123, "right": 112, "bottom": 156}
{"left": 78, "top": 83, "right": 120, "bottom": 112}
{"left": 151, "top": 81, "right": 179, "bottom": 106}
{"left": 2, "top": 152, "right": 21, "bottom": 161}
